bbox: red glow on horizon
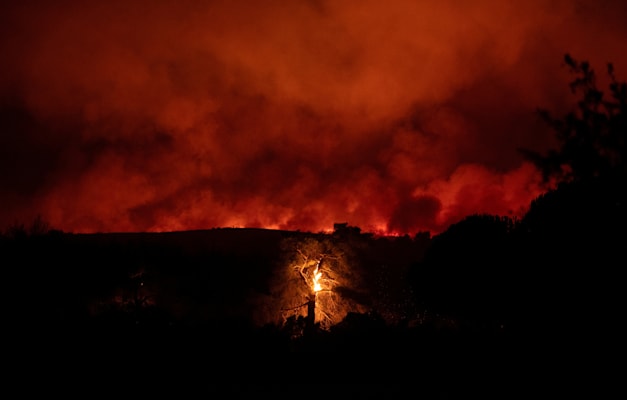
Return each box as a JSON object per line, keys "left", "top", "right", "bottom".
{"left": 1, "top": 1, "right": 625, "bottom": 237}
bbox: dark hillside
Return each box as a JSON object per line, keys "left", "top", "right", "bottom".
{"left": 2, "top": 226, "right": 429, "bottom": 336}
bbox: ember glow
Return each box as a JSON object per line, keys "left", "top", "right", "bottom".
{"left": 2, "top": 0, "right": 627, "bottom": 235}
{"left": 312, "top": 263, "right": 323, "bottom": 293}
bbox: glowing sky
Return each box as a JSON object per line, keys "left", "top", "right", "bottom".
{"left": 2, "top": 0, "right": 626, "bottom": 235}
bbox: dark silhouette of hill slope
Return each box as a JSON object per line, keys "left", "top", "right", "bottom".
{"left": 2, "top": 226, "right": 429, "bottom": 336}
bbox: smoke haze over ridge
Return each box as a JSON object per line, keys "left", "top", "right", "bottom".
{"left": 2, "top": 0, "right": 626, "bottom": 235}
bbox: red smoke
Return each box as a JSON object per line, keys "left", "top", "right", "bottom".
{"left": 1, "top": 0, "right": 626, "bottom": 236}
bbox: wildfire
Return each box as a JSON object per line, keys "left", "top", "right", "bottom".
{"left": 312, "top": 263, "right": 322, "bottom": 292}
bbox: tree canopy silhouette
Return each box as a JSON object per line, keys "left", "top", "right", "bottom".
{"left": 518, "top": 54, "right": 626, "bottom": 241}
{"left": 520, "top": 53, "right": 626, "bottom": 185}
{"left": 409, "top": 214, "right": 517, "bottom": 326}
{"left": 511, "top": 55, "right": 627, "bottom": 335}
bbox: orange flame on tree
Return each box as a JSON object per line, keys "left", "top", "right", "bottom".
{"left": 312, "top": 263, "right": 322, "bottom": 292}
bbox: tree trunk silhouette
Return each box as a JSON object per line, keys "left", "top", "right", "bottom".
{"left": 305, "top": 293, "right": 316, "bottom": 335}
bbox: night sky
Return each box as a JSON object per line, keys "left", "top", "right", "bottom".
{"left": 2, "top": 0, "right": 626, "bottom": 236}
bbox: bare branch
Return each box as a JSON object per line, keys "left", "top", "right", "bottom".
{"left": 297, "top": 262, "right": 309, "bottom": 288}
{"left": 281, "top": 301, "right": 309, "bottom": 312}
{"left": 318, "top": 308, "right": 333, "bottom": 327}
{"left": 296, "top": 248, "right": 309, "bottom": 262}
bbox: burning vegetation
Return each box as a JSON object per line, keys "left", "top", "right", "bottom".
{"left": 268, "top": 235, "right": 368, "bottom": 336}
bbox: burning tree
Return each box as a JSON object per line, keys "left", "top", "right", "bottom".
{"left": 269, "top": 235, "right": 367, "bottom": 336}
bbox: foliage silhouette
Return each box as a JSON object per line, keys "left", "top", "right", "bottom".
{"left": 514, "top": 55, "right": 626, "bottom": 335}
{"left": 409, "top": 214, "right": 518, "bottom": 328}
{"left": 520, "top": 53, "right": 626, "bottom": 185}
{"left": 409, "top": 55, "right": 626, "bottom": 337}
{"left": 5, "top": 54, "right": 625, "bottom": 357}
{"left": 3, "top": 214, "right": 53, "bottom": 239}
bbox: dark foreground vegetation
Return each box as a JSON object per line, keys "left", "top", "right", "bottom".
{"left": 2, "top": 55, "right": 624, "bottom": 396}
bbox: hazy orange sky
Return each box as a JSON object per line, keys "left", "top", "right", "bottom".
{"left": 1, "top": 0, "right": 626, "bottom": 236}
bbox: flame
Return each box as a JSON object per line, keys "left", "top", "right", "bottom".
{"left": 312, "top": 265, "right": 322, "bottom": 292}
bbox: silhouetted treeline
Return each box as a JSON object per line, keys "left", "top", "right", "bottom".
{"left": 411, "top": 54, "right": 626, "bottom": 341}
{"left": 3, "top": 55, "right": 625, "bottom": 360}
{"left": 3, "top": 180, "right": 624, "bottom": 351}
{"left": 1, "top": 225, "right": 428, "bottom": 335}
{"left": 409, "top": 176, "right": 625, "bottom": 338}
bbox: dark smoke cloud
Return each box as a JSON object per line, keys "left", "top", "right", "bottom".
{"left": 1, "top": 0, "right": 626, "bottom": 235}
